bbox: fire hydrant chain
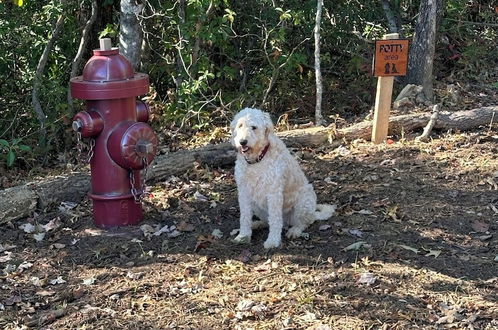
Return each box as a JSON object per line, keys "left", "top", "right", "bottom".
{"left": 76, "top": 131, "right": 95, "bottom": 164}
{"left": 129, "top": 158, "right": 150, "bottom": 203}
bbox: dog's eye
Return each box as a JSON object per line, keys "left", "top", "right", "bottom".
{"left": 251, "top": 126, "right": 257, "bottom": 130}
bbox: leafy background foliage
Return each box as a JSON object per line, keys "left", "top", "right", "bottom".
{"left": 0, "top": 0, "right": 496, "bottom": 170}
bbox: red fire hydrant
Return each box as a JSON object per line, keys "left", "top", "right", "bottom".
{"left": 71, "top": 38, "right": 158, "bottom": 228}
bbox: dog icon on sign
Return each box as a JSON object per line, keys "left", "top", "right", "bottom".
{"left": 384, "top": 63, "right": 399, "bottom": 74}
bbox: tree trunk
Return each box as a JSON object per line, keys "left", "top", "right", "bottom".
{"left": 1, "top": 106, "right": 496, "bottom": 224}
{"left": 382, "top": 0, "right": 399, "bottom": 34}
{"left": 119, "top": 0, "right": 143, "bottom": 70}
{"left": 32, "top": 14, "right": 65, "bottom": 146}
{"left": 405, "top": 0, "right": 444, "bottom": 101}
{"left": 314, "top": 0, "right": 324, "bottom": 126}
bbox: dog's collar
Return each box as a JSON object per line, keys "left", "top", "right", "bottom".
{"left": 245, "top": 143, "right": 270, "bottom": 164}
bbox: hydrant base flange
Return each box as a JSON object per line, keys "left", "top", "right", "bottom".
{"left": 89, "top": 193, "right": 143, "bottom": 228}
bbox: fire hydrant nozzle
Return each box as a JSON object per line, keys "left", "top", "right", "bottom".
{"left": 72, "top": 120, "right": 83, "bottom": 132}
{"left": 70, "top": 38, "right": 157, "bottom": 228}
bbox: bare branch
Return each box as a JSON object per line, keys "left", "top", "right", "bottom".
{"left": 32, "top": 13, "right": 65, "bottom": 144}
{"left": 67, "top": 0, "right": 98, "bottom": 116}
{"left": 314, "top": 0, "right": 324, "bottom": 126}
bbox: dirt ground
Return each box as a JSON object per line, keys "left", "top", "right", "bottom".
{"left": 1, "top": 128, "right": 497, "bottom": 329}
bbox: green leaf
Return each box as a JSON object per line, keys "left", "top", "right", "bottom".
{"left": 0, "top": 139, "right": 9, "bottom": 148}
{"left": 18, "top": 144, "right": 31, "bottom": 152}
{"left": 7, "top": 150, "right": 15, "bottom": 167}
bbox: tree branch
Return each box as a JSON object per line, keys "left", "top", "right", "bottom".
{"left": 314, "top": 0, "right": 324, "bottom": 126}
{"left": 32, "top": 13, "right": 65, "bottom": 145}
{"left": 67, "top": 0, "right": 98, "bottom": 116}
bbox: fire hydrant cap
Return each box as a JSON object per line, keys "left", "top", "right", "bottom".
{"left": 83, "top": 48, "right": 133, "bottom": 82}
{"left": 70, "top": 48, "right": 149, "bottom": 100}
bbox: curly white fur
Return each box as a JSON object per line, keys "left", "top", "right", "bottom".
{"left": 231, "top": 108, "right": 335, "bottom": 249}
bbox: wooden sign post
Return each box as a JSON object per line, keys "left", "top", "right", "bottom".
{"left": 371, "top": 33, "right": 409, "bottom": 144}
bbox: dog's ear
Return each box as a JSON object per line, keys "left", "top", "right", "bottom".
{"left": 230, "top": 112, "right": 242, "bottom": 146}
{"left": 263, "top": 112, "right": 274, "bottom": 138}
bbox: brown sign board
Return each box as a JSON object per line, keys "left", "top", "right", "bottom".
{"left": 373, "top": 39, "right": 409, "bottom": 77}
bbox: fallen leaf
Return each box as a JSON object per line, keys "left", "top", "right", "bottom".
{"left": 193, "top": 191, "right": 208, "bottom": 202}
{"left": 0, "top": 252, "right": 12, "bottom": 263}
{"left": 33, "top": 233, "right": 46, "bottom": 242}
{"left": 250, "top": 303, "right": 268, "bottom": 317}
{"left": 342, "top": 241, "right": 367, "bottom": 252}
{"left": 72, "top": 287, "right": 85, "bottom": 299}
{"left": 0, "top": 244, "right": 16, "bottom": 252}
{"left": 52, "top": 243, "right": 66, "bottom": 249}
{"left": 398, "top": 244, "right": 420, "bottom": 254}
{"left": 357, "top": 209, "right": 373, "bottom": 215}
{"left": 357, "top": 272, "right": 377, "bottom": 285}
{"left": 49, "top": 276, "right": 66, "bottom": 285}
{"left": 4, "top": 295, "right": 22, "bottom": 306}
{"left": 58, "top": 201, "right": 78, "bottom": 213}
{"left": 167, "top": 229, "right": 182, "bottom": 238}
{"left": 30, "top": 277, "right": 42, "bottom": 286}
{"left": 236, "top": 249, "right": 252, "bottom": 263}
{"left": 471, "top": 220, "right": 489, "bottom": 233}
{"left": 17, "top": 261, "right": 33, "bottom": 271}
{"left": 153, "top": 224, "right": 173, "bottom": 236}
{"left": 348, "top": 228, "right": 364, "bottom": 238}
{"left": 386, "top": 205, "right": 401, "bottom": 222}
{"left": 194, "top": 235, "right": 213, "bottom": 252}
{"left": 177, "top": 221, "right": 195, "bottom": 232}
{"left": 36, "top": 290, "right": 55, "bottom": 296}
{"left": 237, "top": 299, "right": 255, "bottom": 311}
{"left": 140, "top": 224, "right": 155, "bottom": 237}
{"left": 301, "top": 311, "right": 317, "bottom": 322}
{"left": 425, "top": 249, "right": 442, "bottom": 258}
{"left": 126, "top": 271, "right": 144, "bottom": 280}
{"left": 211, "top": 229, "right": 223, "bottom": 239}
{"left": 42, "top": 217, "right": 62, "bottom": 232}
{"left": 319, "top": 224, "right": 331, "bottom": 231}
{"left": 20, "top": 223, "right": 36, "bottom": 233}
{"left": 83, "top": 277, "right": 96, "bottom": 286}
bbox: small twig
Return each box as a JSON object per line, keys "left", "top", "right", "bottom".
{"left": 488, "top": 111, "right": 495, "bottom": 132}
{"left": 416, "top": 104, "right": 440, "bottom": 142}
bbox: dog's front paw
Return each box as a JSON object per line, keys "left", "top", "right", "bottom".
{"left": 286, "top": 227, "right": 304, "bottom": 239}
{"left": 233, "top": 234, "right": 251, "bottom": 244}
{"left": 263, "top": 237, "right": 281, "bottom": 249}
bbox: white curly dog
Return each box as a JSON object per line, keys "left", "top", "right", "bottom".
{"left": 231, "top": 108, "right": 336, "bottom": 249}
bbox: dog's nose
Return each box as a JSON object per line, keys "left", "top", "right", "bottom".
{"left": 239, "top": 139, "right": 248, "bottom": 146}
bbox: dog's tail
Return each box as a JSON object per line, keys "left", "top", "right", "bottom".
{"left": 315, "top": 204, "right": 337, "bottom": 221}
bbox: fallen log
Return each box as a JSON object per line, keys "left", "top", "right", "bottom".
{"left": 1, "top": 106, "right": 497, "bottom": 224}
